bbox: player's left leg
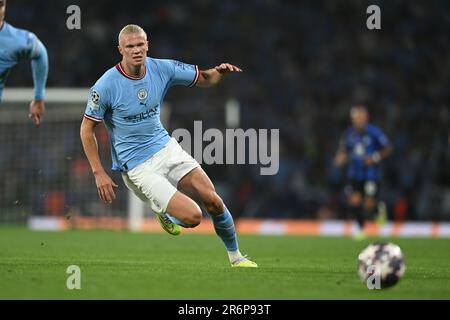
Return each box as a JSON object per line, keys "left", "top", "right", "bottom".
{"left": 363, "top": 196, "right": 376, "bottom": 215}
{"left": 177, "top": 167, "right": 258, "bottom": 268}
{"left": 363, "top": 181, "right": 381, "bottom": 224}
{"left": 376, "top": 200, "right": 388, "bottom": 226}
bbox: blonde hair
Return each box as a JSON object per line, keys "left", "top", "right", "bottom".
{"left": 118, "top": 24, "right": 147, "bottom": 44}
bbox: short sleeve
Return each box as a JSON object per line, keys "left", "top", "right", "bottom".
{"left": 338, "top": 131, "right": 350, "bottom": 152}
{"left": 167, "top": 60, "right": 199, "bottom": 87}
{"left": 375, "top": 128, "right": 390, "bottom": 148}
{"left": 84, "top": 86, "right": 110, "bottom": 122}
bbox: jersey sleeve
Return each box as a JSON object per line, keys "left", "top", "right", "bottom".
{"left": 12, "top": 31, "right": 48, "bottom": 100}
{"left": 374, "top": 128, "right": 390, "bottom": 149}
{"left": 338, "top": 131, "right": 350, "bottom": 152}
{"left": 84, "top": 85, "right": 110, "bottom": 122}
{"left": 166, "top": 60, "right": 199, "bottom": 87}
{"left": 29, "top": 33, "right": 44, "bottom": 60}
{"left": 16, "top": 31, "right": 40, "bottom": 61}
{"left": 30, "top": 38, "right": 49, "bottom": 101}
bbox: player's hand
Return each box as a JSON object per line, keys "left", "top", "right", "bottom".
{"left": 29, "top": 100, "right": 45, "bottom": 125}
{"left": 94, "top": 171, "right": 118, "bottom": 204}
{"left": 215, "top": 63, "right": 243, "bottom": 74}
{"left": 334, "top": 152, "right": 347, "bottom": 167}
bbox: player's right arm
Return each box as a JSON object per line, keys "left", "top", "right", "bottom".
{"left": 80, "top": 118, "right": 118, "bottom": 204}
{"left": 80, "top": 87, "right": 118, "bottom": 204}
{"left": 334, "top": 133, "right": 349, "bottom": 167}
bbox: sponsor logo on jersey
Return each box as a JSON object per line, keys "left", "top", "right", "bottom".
{"left": 123, "top": 106, "right": 158, "bottom": 123}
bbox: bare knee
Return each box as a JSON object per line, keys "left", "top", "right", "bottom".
{"left": 166, "top": 192, "right": 202, "bottom": 228}
{"left": 203, "top": 191, "right": 225, "bottom": 215}
{"left": 364, "top": 197, "right": 376, "bottom": 211}
{"left": 348, "top": 192, "right": 362, "bottom": 207}
{"left": 182, "top": 203, "right": 202, "bottom": 228}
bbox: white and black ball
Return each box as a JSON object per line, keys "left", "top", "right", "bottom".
{"left": 358, "top": 242, "right": 406, "bottom": 289}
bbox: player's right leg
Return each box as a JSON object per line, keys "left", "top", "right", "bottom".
{"left": 123, "top": 167, "right": 202, "bottom": 235}
{"left": 347, "top": 183, "right": 366, "bottom": 239}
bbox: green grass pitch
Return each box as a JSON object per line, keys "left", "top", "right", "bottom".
{"left": 1, "top": 227, "right": 449, "bottom": 299}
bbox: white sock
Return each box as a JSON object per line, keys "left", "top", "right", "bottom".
{"left": 228, "top": 250, "right": 243, "bottom": 263}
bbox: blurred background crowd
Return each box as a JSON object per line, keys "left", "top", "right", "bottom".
{"left": 1, "top": 0, "right": 449, "bottom": 221}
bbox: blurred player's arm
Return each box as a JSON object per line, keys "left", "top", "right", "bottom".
{"left": 196, "top": 63, "right": 242, "bottom": 88}
{"left": 364, "top": 144, "right": 393, "bottom": 166}
{"left": 364, "top": 129, "right": 393, "bottom": 166}
{"left": 28, "top": 36, "right": 49, "bottom": 125}
{"left": 334, "top": 150, "right": 348, "bottom": 167}
{"left": 80, "top": 117, "right": 118, "bottom": 204}
{"left": 334, "top": 135, "right": 348, "bottom": 167}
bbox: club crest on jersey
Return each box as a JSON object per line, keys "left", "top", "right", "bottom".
{"left": 137, "top": 88, "right": 148, "bottom": 100}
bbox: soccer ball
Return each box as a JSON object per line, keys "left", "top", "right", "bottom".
{"left": 358, "top": 242, "right": 406, "bottom": 289}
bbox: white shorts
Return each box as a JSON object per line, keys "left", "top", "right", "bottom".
{"left": 122, "top": 138, "right": 200, "bottom": 214}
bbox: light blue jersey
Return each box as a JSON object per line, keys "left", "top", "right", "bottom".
{"left": 84, "top": 57, "right": 199, "bottom": 172}
{"left": 0, "top": 22, "right": 48, "bottom": 102}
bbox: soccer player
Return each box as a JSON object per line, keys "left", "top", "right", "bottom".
{"left": 80, "top": 25, "right": 257, "bottom": 268}
{"left": 334, "top": 105, "right": 392, "bottom": 239}
{"left": 0, "top": 0, "right": 48, "bottom": 124}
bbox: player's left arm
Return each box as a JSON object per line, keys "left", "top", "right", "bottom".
{"left": 28, "top": 36, "right": 49, "bottom": 125}
{"left": 364, "top": 129, "right": 393, "bottom": 166}
{"left": 196, "top": 63, "right": 243, "bottom": 88}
